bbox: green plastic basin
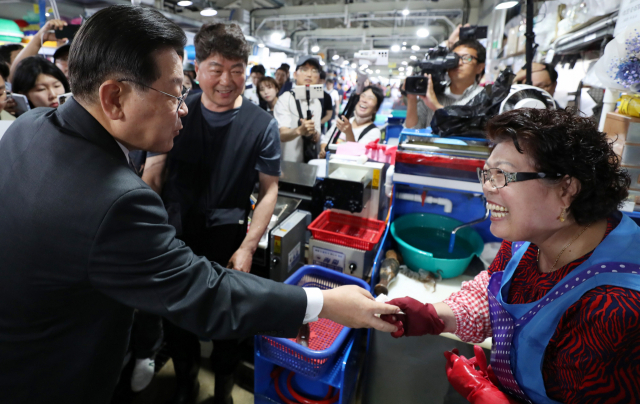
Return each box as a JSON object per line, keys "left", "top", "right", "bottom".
{"left": 390, "top": 213, "right": 484, "bottom": 279}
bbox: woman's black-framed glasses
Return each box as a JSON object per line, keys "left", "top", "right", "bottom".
{"left": 477, "top": 167, "right": 563, "bottom": 189}
{"left": 118, "top": 79, "right": 189, "bottom": 114}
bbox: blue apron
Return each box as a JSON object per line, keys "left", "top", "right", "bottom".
{"left": 487, "top": 214, "right": 640, "bottom": 404}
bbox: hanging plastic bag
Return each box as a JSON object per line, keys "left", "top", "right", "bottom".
{"left": 430, "top": 68, "right": 515, "bottom": 138}
{"left": 594, "top": 26, "right": 640, "bottom": 93}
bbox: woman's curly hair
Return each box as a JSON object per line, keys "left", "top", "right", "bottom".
{"left": 486, "top": 108, "right": 630, "bottom": 225}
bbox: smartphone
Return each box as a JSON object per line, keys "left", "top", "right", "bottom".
{"left": 10, "top": 93, "right": 31, "bottom": 115}
{"left": 54, "top": 24, "right": 81, "bottom": 40}
{"left": 57, "top": 92, "right": 73, "bottom": 106}
{"left": 292, "top": 84, "right": 324, "bottom": 101}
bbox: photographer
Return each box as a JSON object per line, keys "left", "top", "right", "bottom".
{"left": 274, "top": 56, "right": 322, "bottom": 162}
{"left": 405, "top": 38, "right": 486, "bottom": 130}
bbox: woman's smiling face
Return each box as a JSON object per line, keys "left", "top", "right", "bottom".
{"left": 482, "top": 141, "right": 567, "bottom": 242}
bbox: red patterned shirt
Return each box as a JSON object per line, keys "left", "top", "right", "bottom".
{"left": 443, "top": 217, "right": 640, "bottom": 403}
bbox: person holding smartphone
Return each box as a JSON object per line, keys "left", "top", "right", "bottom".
{"left": 11, "top": 57, "right": 69, "bottom": 112}
{"left": 8, "top": 19, "right": 67, "bottom": 83}
{"left": 0, "top": 62, "right": 15, "bottom": 121}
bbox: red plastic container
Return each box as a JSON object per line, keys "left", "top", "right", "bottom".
{"left": 308, "top": 210, "right": 386, "bottom": 251}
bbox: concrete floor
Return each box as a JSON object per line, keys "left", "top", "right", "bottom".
{"left": 126, "top": 358, "right": 254, "bottom": 404}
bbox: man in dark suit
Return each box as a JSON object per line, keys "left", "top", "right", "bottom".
{"left": 0, "top": 6, "right": 399, "bottom": 404}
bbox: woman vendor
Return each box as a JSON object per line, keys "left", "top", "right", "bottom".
{"left": 382, "top": 108, "right": 640, "bottom": 404}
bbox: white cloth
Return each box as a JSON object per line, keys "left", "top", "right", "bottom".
{"left": 113, "top": 138, "right": 324, "bottom": 323}
{"left": 274, "top": 91, "right": 322, "bottom": 163}
{"left": 322, "top": 117, "right": 381, "bottom": 145}
{"left": 244, "top": 85, "right": 260, "bottom": 105}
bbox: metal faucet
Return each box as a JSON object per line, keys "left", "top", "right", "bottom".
{"left": 448, "top": 197, "right": 489, "bottom": 253}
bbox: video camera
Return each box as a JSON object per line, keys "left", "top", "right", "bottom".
{"left": 404, "top": 47, "right": 460, "bottom": 95}
{"left": 404, "top": 25, "right": 487, "bottom": 95}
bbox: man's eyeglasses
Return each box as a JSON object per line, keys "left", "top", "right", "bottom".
{"left": 299, "top": 67, "right": 320, "bottom": 75}
{"left": 477, "top": 167, "right": 563, "bottom": 189}
{"left": 118, "top": 79, "right": 189, "bottom": 114}
{"left": 456, "top": 54, "right": 479, "bottom": 65}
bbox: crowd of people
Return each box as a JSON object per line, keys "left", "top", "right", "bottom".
{"left": 0, "top": 5, "right": 638, "bottom": 404}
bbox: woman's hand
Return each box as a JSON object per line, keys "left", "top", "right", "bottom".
{"left": 38, "top": 19, "right": 67, "bottom": 42}
{"left": 319, "top": 143, "right": 327, "bottom": 159}
{"left": 336, "top": 116, "right": 354, "bottom": 140}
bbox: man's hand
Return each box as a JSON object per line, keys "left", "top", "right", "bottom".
{"left": 418, "top": 74, "right": 443, "bottom": 112}
{"left": 447, "top": 23, "right": 471, "bottom": 48}
{"left": 513, "top": 68, "right": 527, "bottom": 84}
{"left": 4, "top": 97, "right": 17, "bottom": 116}
{"left": 297, "top": 118, "right": 316, "bottom": 138}
{"left": 39, "top": 19, "right": 67, "bottom": 42}
{"left": 319, "top": 286, "right": 401, "bottom": 332}
{"left": 227, "top": 246, "right": 253, "bottom": 273}
{"left": 335, "top": 116, "right": 354, "bottom": 140}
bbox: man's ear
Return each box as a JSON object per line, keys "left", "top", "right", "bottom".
{"left": 194, "top": 61, "right": 200, "bottom": 82}
{"left": 98, "top": 80, "right": 126, "bottom": 121}
{"left": 475, "top": 63, "right": 486, "bottom": 76}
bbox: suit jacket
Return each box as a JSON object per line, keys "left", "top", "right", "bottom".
{"left": 0, "top": 99, "right": 307, "bottom": 403}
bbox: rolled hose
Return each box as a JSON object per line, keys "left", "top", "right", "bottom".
{"left": 270, "top": 367, "right": 340, "bottom": 404}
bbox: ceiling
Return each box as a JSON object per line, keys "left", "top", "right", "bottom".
{"left": 0, "top": 0, "right": 478, "bottom": 62}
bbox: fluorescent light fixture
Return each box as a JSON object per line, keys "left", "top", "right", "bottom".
{"left": 45, "top": 12, "right": 50, "bottom": 16}
{"left": 402, "top": 42, "right": 407, "bottom": 45}
{"left": 399, "top": 67, "right": 405, "bottom": 71}
{"left": 495, "top": 0, "right": 519, "bottom": 9}
{"left": 366, "top": 69, "right": 373, "bottom": 74}
{"left": 411, "top": 45, "right": 420, "bottom": 51}
{"left": 402, "top": 9, "right": 410, "bottom": 16}
{"left": 410, "top": 55, "right": 417, "bottom": 60}
{"left": 200, "top": 7, "right": 217, "bottom": 16}
{"left": 417, "top": 28, "right": 429, "bottom": 38}
{"left": 332, "top": 54, "right": 340, "bottom": 60}
{"left": 360, "top": 64, "right": 369, "bottom": 69}
{"left": 401, "top": 61, "right": 408, "bottom": 65}
{"left": 270, "top": 32, "right": 283, "bottom": 42}
{"left": 320, "top": 60, "right": 325, "bottom": 66}
{"left": 177, "top": 0, "right": 192, "bottom": 6}
{"left": 376, "top": 69, "right": 380, "bottom": 73}
{"left": 258, "top": 43, "right": 265, "bottom": 48}
{"left": 391, "top": 44, "right": 400, "bottom": 52}
{"left": 351, "top": 63, "right": 357, "bottom": 68}
{"left": 311, "top": 45, "right": 320, "bottom": 53}
{"left": 402, "top": 46, "right": 406, "bottom": 50}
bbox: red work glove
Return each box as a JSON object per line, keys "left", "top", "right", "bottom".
{"left": 444, "top": 346, "right": 520, "bottom": 404}
{"left": 379, "top": 297, "right": 445, "bottom": 338}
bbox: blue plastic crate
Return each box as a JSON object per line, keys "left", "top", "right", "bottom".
{"left": 255, "top": 329, "right": 366, "bottom": 404}
{"left": 256, "top": 265, "right": 370, "bottom": 380}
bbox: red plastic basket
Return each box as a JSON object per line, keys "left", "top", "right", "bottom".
{"left": 308, "top": 210, "right": 386, "bottom": 251}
